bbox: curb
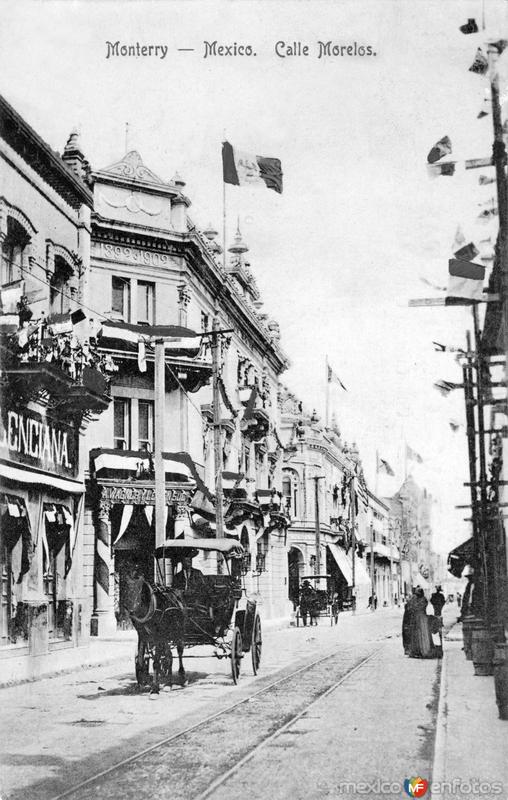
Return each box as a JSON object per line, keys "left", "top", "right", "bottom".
{"left": 430, "top": 635, "right": 450, "bottom": 799}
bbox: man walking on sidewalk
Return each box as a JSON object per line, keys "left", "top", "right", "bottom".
{"left": 430, "top": 585, "right": 446, "bottom": 617}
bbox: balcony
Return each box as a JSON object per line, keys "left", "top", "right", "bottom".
{"left": 1, "top": 330, "right": 111, "bottom": 419}
{"left": 241, "top": 406, "right": 270, "bottom": 442}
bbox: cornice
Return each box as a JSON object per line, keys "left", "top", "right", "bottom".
{"left": 91, "top": 217, "right": 290, "bottom": 375}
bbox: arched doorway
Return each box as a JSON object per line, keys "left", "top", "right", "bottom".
{"left": 288, "top": 547, "right": 304, "bottom": 608}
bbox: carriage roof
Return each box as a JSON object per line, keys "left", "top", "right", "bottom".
{"left": 155, "top": 538, "right": 244, "bottom": 558}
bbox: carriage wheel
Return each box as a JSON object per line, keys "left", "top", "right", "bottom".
{"left": 251, "top": 614, "right": 262, "bottom": 675}
{"left": 230, "top": 626, "right": 243, "bottom": 684}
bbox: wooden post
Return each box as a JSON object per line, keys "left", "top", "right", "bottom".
{"left": 370, "top": 520, "right": 375, "bottom": 611}
{"left": 351, "top": 475, "right": 356, "bottom": 614}
{"left": 154, "top": 340, "right": 169, "bottom": 585}
{"left": 313, "top": 476, "right": 324, "bottom": 580}
{"left": 212, "top": 317, "right": 224, "bottom": 539}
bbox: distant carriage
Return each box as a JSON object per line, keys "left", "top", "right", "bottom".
{"left": 126, "top": 538, "right": 262, "bottom": 694}
{"left": 296, "top": 575, "right": 339, "bottom": 626}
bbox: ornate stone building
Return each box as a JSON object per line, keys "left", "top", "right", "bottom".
{"left": 279, "top": 389, "right": 371, "bottom": 610}
{"left": 71, "top": 145, "right": 292, "bottom": 633}
{"left": 0, "top": 95, "right": 110, "bottom": 680}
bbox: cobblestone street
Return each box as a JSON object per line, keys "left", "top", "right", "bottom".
{"left": 0, "top": 608, "right": 434, "bottom": 800}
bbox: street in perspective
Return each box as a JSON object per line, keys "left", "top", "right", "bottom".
{"left": 2, "top": 0, "right": 508, "bottom": 798}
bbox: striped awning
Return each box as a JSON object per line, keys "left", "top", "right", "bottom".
{"left": 98, "top": 321, "right": 202, "bottom": 358}
{"left": 92, "top": 449, "right": 198, "bottom": 483}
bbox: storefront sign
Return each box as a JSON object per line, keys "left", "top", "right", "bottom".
{"left": 100, "top": 485, "right": 191, "bottom": 505}
{"left": 0, "top": 408, "right": 78, "bottom": 478}
{"left": 93, "top": 242, "right": 175, "bottom": 268}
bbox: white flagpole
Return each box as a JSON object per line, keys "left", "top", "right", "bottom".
{"left": 223, "top": 177, "right": 227, "bottom": 270}
{"left": 325, "top": 355, "right": 330, "bottom": 428}
{"left": 375, "top": 450, "right": 379, "bottom": 496}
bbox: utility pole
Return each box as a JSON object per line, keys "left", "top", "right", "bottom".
{"left": 369, "top": 520, "right": 375, "bottom": 611}
{"left": 351, "top": 474, "right": 356, "bottom": 614}
{"left": 211, "top": 317, "right": 224, "bottom": 539}
{"left": 154, "top": 339, "right": 167, "bottom": 582}
{"left": 313, "top": 476, "right": 325, "bottom": 581}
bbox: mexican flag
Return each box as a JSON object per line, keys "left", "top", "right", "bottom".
{"left": 222, "top": 141, "right": 283, "bottom": 194}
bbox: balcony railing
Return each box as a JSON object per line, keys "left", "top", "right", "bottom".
{"left": 1, "top": 328, "right": 111, "bottom": 417}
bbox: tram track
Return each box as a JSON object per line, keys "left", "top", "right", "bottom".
{"left": 50, "top": 640, "right": 385, "bottom": 800}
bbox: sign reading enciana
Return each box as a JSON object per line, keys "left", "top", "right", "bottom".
{"left": 0, "top": 409, "right": 78, "bottom": 478}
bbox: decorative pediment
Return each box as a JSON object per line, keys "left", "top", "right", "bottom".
{"left": 96, "top": 151, "right": 168, "bottom": 188}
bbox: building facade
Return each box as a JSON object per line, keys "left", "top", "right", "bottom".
{"left": 279, "top": 392, "right": 371, "bottom": 610}
{"left": 76, "top": 146, "right": 292, "bottom": 635}
{"left": 0, "top": 96, "right": 110, "bottom": 681}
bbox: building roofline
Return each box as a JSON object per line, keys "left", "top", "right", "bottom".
{"left": 0, "top": 94, "right": 93, "bottom": 210}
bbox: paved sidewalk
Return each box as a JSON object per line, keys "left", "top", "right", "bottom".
{"left": 432, "top": 621, "right": 508, "bottom": 800}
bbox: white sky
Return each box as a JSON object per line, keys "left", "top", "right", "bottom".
{"left": 2, "top": 0, "right": 508, "bottom": 553}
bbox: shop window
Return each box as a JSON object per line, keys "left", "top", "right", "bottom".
{"left": 138, "top": 400, "right": 154, "bottom": 451}
{"left": 49, "top": 256, "right": 74, "bottom": 316}
{"left": 137, "top": 281, "right": 154, "bottom": 325}
{"left": 112, "top": 276, "right": 130, "bottom": 321}
{"left": 0, "top": 494, "right": 32, "bottom": 646}
{"left": 1, "top": 218, "right": 29, "bottom": 286}
{"left": 114, "top": 398, "right": 131, "bottom": 449}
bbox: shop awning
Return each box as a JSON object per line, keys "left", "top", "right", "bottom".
{"left": 98, "top": 321, "right": 202, "bottom": 358}
{"left": 448, "top": 537, "right": 474, "bottom": 578}
{"left": 0, "top": 460, "right": 84, "bottom": 494}
{"left": 327, "top": 543, "right": 371, "bottom": 588}
{"left": 91, "top": 449, "right": 206, "bottom": 492}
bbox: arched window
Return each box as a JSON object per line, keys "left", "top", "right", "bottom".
{"left": 1, "top": 218, "right": 29, "bottom": 286}
{"left": 50, "top": 256, "right": 74, "bottom": 315}
{"left": 282, "top": 470, "right": 299, "bottom": 518}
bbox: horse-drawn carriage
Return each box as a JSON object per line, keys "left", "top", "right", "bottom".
{"left": 295, "top": 574, "right": 340, "bottom": 626}
{"left": 127, "top": 538, "right": 262, "bottom": 694}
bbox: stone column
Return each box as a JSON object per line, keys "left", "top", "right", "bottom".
{"left": 91, "top": 496, "right": 116, "bottom": 637}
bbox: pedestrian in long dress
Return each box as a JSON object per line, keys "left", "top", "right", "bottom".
{"left": 409, "top": 588, "right": 434, "bottom": 658}
{"left": 402, "top": 589, "right": 417, "bottom": 655}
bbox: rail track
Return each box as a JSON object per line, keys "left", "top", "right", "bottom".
{"left": 51, "top": 640, "right": 384, "bottom": 800}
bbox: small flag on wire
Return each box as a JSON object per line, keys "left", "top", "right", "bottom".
{"left": 377, "top": 457, "right": 395, "bottom": 476}
{"left": 434, "top": 379, "right": 461, "bottom": 396}
{"left": 469, "top": 48, "right": 489, "bottom": 75}
{"left": 446, "top": 259, "right": 485, "bottom": 304}
{"left": 222, "top": 141, "right": 283, "bottom": 194}
{"left": 427, "top": 161, "right": 456, "bottom": 177}
{"left": 478, "top": 89, "right": 491, "bottom": 119}
{"left": 477, "top": 206, "right": 498, "bottom": 222}
{"left": 459, "top": 18, "right": 478, "bottom": 34}
{"left": 432, "top": 341, "right": 465, "bottom": 354}
{"left": 420, "top": 276, "right": 446, "bottom": 291}
{"left": 454, "top": 242, "right": 479, "bottom": 262}
{"left": 406, "top": 444, "right": 423, "bottom": 463}
{"left": 427, "top": 136, "right": 452, "bottom": 164}
{"left": 479, "top": 174, "right": 495, "bottom": 185}
{"left": 449, "top": 420, "right": 461, "bottom": 432}
{"left": 327, "top": 364, "right": 347, "bottom": 391}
